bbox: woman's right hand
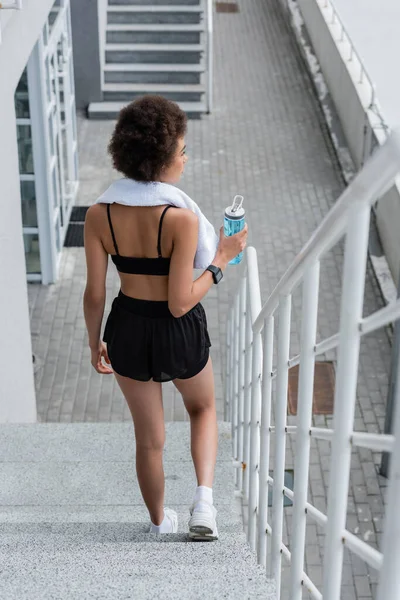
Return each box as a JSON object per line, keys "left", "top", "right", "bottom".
{"left": 215, "top": 224, "right": 248, "bottom": 268}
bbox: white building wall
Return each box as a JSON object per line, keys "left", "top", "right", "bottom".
{"left": 0, "top": 0, "right": 54, "bottom": 422}
{"left": 285, "top": 0, "right": 400, "bottom": 287}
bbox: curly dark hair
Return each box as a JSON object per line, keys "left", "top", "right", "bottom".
{"left": 108, "top": 95, "right": 188, "bottom": 182}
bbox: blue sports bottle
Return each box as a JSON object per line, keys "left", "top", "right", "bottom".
{"left": 224, "top": 195, "right": 245, "bottom": 265}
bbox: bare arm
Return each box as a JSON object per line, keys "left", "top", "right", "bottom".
{"left": 168, "top": 210, "right": 247, "bottom": 317}
{"left": 83, "top": 206, "right": 113, "bottom": 373}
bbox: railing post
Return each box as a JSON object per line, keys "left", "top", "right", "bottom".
{"left": 246, "top": 247, "right": 263, "bottom": 551}
{"left": 232, "top": 293, "right": 240, "bottom": 480}
{"left": 271, "top": 294, "right": 292, "bottom": 598}
{"left": 289, "top": 263, "right": 320, "bottom": 599}
{"left": 243, "top": 287, "right": 253, "bottom": 501}
{"left": 227, "top": 312, "right": 235, "bottom": 424}
{"left": 322, "top": 203, "right": 371, "bottom": 600}
{"left": 247, "top": 329, "right": 263, "bottom": 551}
{"left": 224, "top": 313, "right": 231, "bottom": 422}
{"left": 257, "top": 316, "right": 274, "bottom": 568}
{"left": 237, "top": 276, "right": 247, "bottom": 493}
{"left": 376, "top": 348, "right": 400, "bottom": 600}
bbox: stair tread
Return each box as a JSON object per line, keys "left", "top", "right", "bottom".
{"left": 108, "top": 5, "right": 203, "bottom": 11}
{"left": 105, "top": 43, "right": 204, "bottom": 51}
{"left": 103, "top": 82, "right": 204, "bottom": 91}
{"left": 89, "top": 100, "right": 206, "bottom": 110}
{"left": 104, "top": 62, "right": 204, "bottom": 71}
{"left": 106, "top": 23, "right": 203, "bottom": 31}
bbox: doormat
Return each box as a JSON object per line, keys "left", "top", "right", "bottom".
{"left": 287, "top": 362, "right": 335, "bottom": 415}
{"left": 216, "top": 2, "right": 239, "bottom": 13}
{"left": 70, "top": 206, "right": 89, "bottom": 222}
{"left": 64, "top": 206, "right": 90, "bottom": 247}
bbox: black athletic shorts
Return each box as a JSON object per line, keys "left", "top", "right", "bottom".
{"left": 103, "top": 291, "right": 211, "bottom": 382}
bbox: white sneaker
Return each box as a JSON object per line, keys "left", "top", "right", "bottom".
{"left": 188, "top": 500, "right": 219, "bottom": 541}
{"left": 149, "top": 507, "right": 178, "bottom": 533}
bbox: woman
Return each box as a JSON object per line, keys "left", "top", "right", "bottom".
{"left": 83, "top": 95, "right": 247, "bottom": 540}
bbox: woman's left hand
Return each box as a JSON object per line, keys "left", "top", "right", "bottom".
{"left": 90, "top": 342, "right": 113, "bottom": 374}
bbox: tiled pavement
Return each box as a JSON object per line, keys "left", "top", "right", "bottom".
{"left": 27, "top": 1, "right": 393, "bottom": 598}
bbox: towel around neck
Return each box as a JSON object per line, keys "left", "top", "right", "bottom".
{"left": 96, "top": 178, "right": 219, "bottom": 269}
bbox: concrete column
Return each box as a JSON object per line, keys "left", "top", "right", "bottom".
{"left": 0, "top": 91, "right": 37, "bottom": 423}
{"left": 70, "top": 0, "right": 102, "bottom": 109}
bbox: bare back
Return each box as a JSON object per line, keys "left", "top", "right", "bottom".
{"left": 97, "top": 203, "right": 177, "bottom": 301}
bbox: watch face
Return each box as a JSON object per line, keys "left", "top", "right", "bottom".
{"left": 214, "top": 268, "right": 223, "bottom": 283}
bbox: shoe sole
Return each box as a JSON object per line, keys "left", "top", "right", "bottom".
{"left": 189, "top": 528, "right": 218, "bottom": 541}
{"left": 188, "top": 521, "right": 219, "bottom": 541}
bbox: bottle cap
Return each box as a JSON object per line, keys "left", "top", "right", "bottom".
{"left": 225, "top": 195, "right": 245, "bottom": 219}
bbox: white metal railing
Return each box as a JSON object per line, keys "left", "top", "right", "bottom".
{"left": 206, "top": 0, "right": 213, "bottom": 113}
{"left": 225, "top": 128, "right": 400, "bottom": 600}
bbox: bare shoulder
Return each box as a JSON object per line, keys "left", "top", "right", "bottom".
{"left": 170, "top": 207, "right": 198, "bottom": 231}
{"left": 85, "top": 203, "right": 106, "bottom": 225}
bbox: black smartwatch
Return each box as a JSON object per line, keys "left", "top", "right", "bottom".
{"left": 206, "top": 264, "right": 223, "bottom": 284}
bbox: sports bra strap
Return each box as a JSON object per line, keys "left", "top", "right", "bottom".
{"left": 157, "top": 205, "right": 172, "bottom": 258}
{"left": 106, "top": 204, "right": 120, "bottom": 255}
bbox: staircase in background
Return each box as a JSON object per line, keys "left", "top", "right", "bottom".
{"left": 88, "top": 0, "right": 209, "bottom": 120}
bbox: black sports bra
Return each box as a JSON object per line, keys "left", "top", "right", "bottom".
{"left": 107, "top": 204, "right": 172, "bottom": 276}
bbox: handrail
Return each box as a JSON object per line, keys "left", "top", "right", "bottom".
{"left": 253, "top": 128, "right": 400, "bottom": 333}
{"left": 226, "top": 128, "right": 400, "bottom": 600}
{"left": 206, "top": 0, "right": 213, "bottom": 113}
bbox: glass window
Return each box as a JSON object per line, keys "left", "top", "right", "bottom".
{"left": 48, "top": 0, "right": 62, "bottom": 35}
{"left": 55, "top": 217, "right": 61, "bottom": 253}
{"left": 44, "top": 57, "right": 51, "bottom": 103}
{"left": 51, "top": 165, "right": 58, "bottom": 209}
{"left": 20, "top": 181, "right": 38, "bottom": 228}
{"left": 15, "top": 68, "right": 30, "bottom": 119}
{"left": 17, "top": 125, "right": 34, "bottom": 174}
{"left": 23, "top": 233, "right": 41, "bottom": 274}
{"left": 48, "top": 114, "right": 55, "bottom": 156}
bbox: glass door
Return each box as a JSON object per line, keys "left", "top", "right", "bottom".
{"left": 43, "top": 0, "right": 78, "bottom": 256}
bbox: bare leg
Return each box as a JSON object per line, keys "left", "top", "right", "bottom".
{"left": 173, "top": 357, "right": 218, "bottom": 488}
{"left": 114, "top": 373, "right": 165, "bottom": 525}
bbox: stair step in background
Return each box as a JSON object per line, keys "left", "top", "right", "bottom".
{"left": 88, "top": 100, "right": 206, "bottom": 119}
{"left": 107, "top": 5, "right": 203, "bottom": 25}
{"left": 109, "top": 0, "right": 201, "bottom": 5}
{"left": 105, "top": 43, "right": 204, "bottom": 64}
{"left": 106, "top": 23, "right": 203, "bottom": 44}
{"left": 104, "top": 63, "right": 204, "bottom": 85}
{"left": 101, "top": 0, "right": 208, "bottom": 119}
{"left": 0, "top": 422, "right": 275, "bottom": 599}
{"left": 103, "top": 82, "right": 204, "bottom": 102}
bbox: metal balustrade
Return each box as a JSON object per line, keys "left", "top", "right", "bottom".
{"left": 225, "top": 129, "right": 400, "bottom": 600}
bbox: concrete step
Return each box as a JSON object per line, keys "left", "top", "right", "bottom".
{"left": 0, "top": 533, "right": 275, "bottom": 599}
{"left": 104, "top": 62, "right": 204, "bottom": 84}
{"left": 109, "top": 0, "right": 201, "bottom": 4}
{"left": 0, "top": 422, "right": 276, "bottom": 599}
{"left": 102, "top": 82, "right": 205, "bottom": 102}
{"left": 105, "top": 42, "right": 204, "bottom": 64}
{"left": 106, "top": 23, "right": 203, "bottom": 44}
{"left": 88, "top": 100, "right": 206, "bottom": 119}
{"left": 107, "top": 5, "right": 203, "bottom": 25}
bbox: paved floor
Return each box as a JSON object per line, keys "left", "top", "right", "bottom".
{"left": 27, "top": 1, "right": 392, "bottom": 598}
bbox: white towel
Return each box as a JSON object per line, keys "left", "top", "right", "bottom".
{"left": 96, "top": 178, "right": 219, "bottom": 269}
